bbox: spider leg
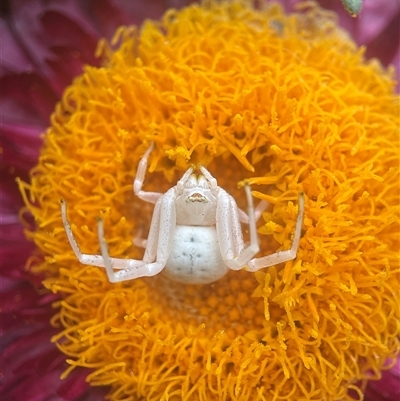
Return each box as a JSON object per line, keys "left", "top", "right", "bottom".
{"left": 198, "top": 165, "right": 217, "bottom": 188}
{"left": 132, "top": 235, "right": 147, "bottom": 249}
{"left": 217, "top": 185, "right": 259, "bottom": 271}
{"left": 131, "top": 226, "right": 147, "bottom": 248}
{"left": 134, "top": 142, "right": 163, "bottom": 204}
{"left": 61, "top": 199, "right": 109, "bottom": 267}
{"left": 61, "top": 195, "right": 173, "bottom": 282}
{"left": 61, "top": 199, "right": 150, "bottom": 269}
{"left": 97, "top": 188, "right": 176, "bottom": 283}
{"left": 246, "top": 192, "right": 305, "bottom": 272}
{"left": 238, "top": 199, "right": 268, "bottom": 224}
{"left": 176, "top": 166, "right": 195, "bottom": 192}
{"left": 199, "top": 164, "right": 267, "bottom": 224}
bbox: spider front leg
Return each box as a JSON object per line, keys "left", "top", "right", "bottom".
{"left": 133, "top": 142, "right": 163, "bottom": 204}
{"left": 246, "top": 192, "right": 305, "bottom": 272}
{"left": 217, "top": 185, "right": 260, "bottom": 271}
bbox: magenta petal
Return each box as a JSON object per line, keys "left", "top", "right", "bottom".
{"left": 35, "top": 348, "right": 66, "bottom": 375}
{"left": 1, "top": 123, "right": 43, "bottom": 171}
{"left": 57, "top": 370, "right": 91, "bottom": 400}
{"left": 0, "top": 170, "right": 35, "bottom": 276}
{"left": 8, "top": 0, "right": 99, "bottom": 94}
{"left": 0, "top": 75, "right": 54, "bottom": 172}
{"left": 84, "top": 0, "right": 135, "bottom": 38}
{"left": 7, "top": 0, "right": 59, "bottom": 78}
{"left": 106, "top": 0, "right": 194, "bottom": 25}
{"left": 56, "top": 368, "right": 109, "bottom": 401}
{"left": 1, "top": 330, "right": 56, "bottom": 374}
{"left": 0, "top": 284, "right": 45, "bottom": 314}
{"left": 40, "top": 10, "right": 99, "bottom": 92}
{"left": 0, "top": 171, "right": 26, "bottom": 224}
{"left": 353, "top": 0, "right": 400, "bottom": 44}
{"left": 0, "top": 19, "right": 33, "bottom": 76}
{"left": 365, "top": 9, "right": 400, "bottom": 66}
{"left": 0, "top": 331, "right": 56, "bottom": 399}
{"left": 1, "top": 73, "right": 58, "bottom": 125}
{"left": 12, "top": 370, "right": 65, "bottom": 401}
{"left": 75, "top": 386, "right": 109, "bottom": 401}
{"left": 1, "top": 313, "right": 52, "bottom": 345}
{"left": 365, "top": 359, "right": 400, "bottom": 401}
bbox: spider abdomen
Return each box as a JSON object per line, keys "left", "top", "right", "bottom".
{"left": 164, "top": 225, "right": 228, "bottom": 285}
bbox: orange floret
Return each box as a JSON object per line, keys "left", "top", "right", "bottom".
{"left": 19, "top": 1, "right": 399, "bottom": 400}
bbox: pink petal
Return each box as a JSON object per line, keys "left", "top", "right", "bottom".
{"left": 56, "top": 370, "right": 92, "bottom": 400}
{"left": 365, "top": 359, "right": 400, "bottom": 401}
{"left": 0, "top": 170, "right": 35, "bottom": 276}
{"left": 0, "top": 19, "right": 33, "bottom": 76}
{"left": 1, "top": 123, "right": 43, "bottom": 171}
{"left": 7, "top": 0, "right": 100, "bottom": 95}
{"left": 12, "top": 370, "right": 65, "bottom": 401}
{"left": 364, "top": 8, "right": 400, "bottom": 66}
{"left": 0, "top": 73, "right": 57, "bottom": 131}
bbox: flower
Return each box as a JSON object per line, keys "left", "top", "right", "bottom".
{"left": 12, "top": 0, "right": 400, "bottom": 400}
{"left": 1, "top": 0, "right": 398, "bottom": 400}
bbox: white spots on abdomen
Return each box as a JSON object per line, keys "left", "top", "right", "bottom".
{"left": 164, "top": 225, "right": 228, "bottom": 285}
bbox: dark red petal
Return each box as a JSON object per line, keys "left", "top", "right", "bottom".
{"left": 1, "top": 123, "right": 43, "bottom": 171}
{"left": 0, "top": 73, "right": 57, "bottom": 174}
{"left": 0, "top": 18, "right": 33, "bottom": 76}
{"left": 1, "top": 284, "right": 44, "bottom": 314}
{"left": 365, "top": 359, "right": 400, "bottom": 401}
{"left": 83, "top": 0, "right": 135, "bottom": 38}
{"left": 110, "top": 0, "right": 195, "bottom": 25}
{"left": 0, "top": 170, "right": 35, "bottom": 277}
{"left": 7, "top": 0, "right": 59, "bottom": 79}
{"left": 39, "top": 10, "right": 100, "bottom": 93}
{"left": 365, "top": 9, "right": 400, "bottom": 66}
{"left": 75, "top": 386, "right": 108, "bottom": 401}
{"left": 7, "top": 0, "right": 98, "bottom": 94}
{"left": 12, "top": 371, "right": 66, "bottom": 401}
{"left": 2, "top": 330, "right": 54, "bottom": 371}
{"left": 1, "top": 72, "right": 58, "bottom": 125}
{"left": 56, "top": 370, "right": 92, "bottom": 400}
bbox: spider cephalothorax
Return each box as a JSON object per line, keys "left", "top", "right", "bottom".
{"left": 175, "top": 172, "right": 218, "bottom": 227}
{"left": 61, "top": 143, "right": 304, "bottom": 285}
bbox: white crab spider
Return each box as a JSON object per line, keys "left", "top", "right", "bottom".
{"left": 61, "top": 143, "right": 304, "bottom": 285}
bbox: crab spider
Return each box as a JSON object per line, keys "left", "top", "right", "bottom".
{"left": 61, "top": 143, "right": 304, "bottom": 285}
